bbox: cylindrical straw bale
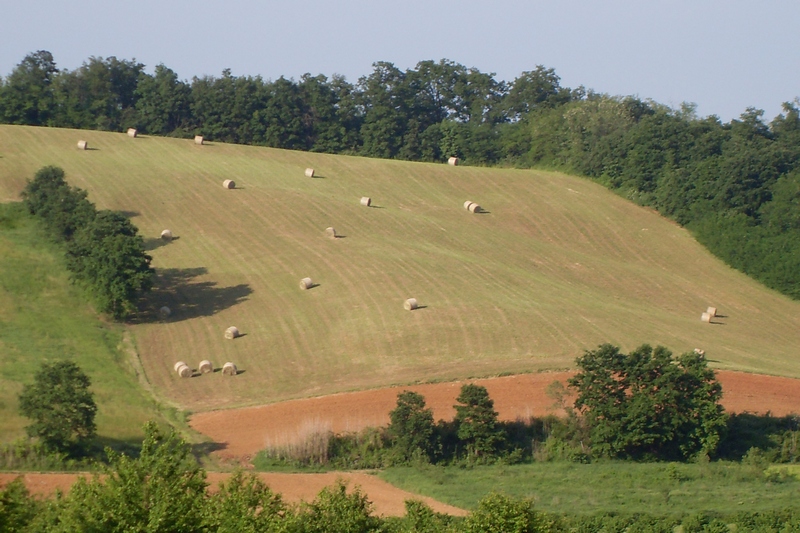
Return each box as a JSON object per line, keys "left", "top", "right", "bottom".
{"left": 223, "top": 179, "right": 236, "bottom": 189}
{"left": 159, "top": 306, "right": 171, "bottom": 318}
{"left": 360, "top": 197, "right": 371, "bottom": 207}
{"left": 325, "top": 227, "right": 337, "bottom": 239}
{"left": 706, "top": 307, "right": 717, "bottom": 317}
{"left": 225, "top": 326, "right": 240, "bottom": 340}
{"left": 448, "top": 157, "right": 459, "bottom": 166}
{"left": 701, "top": 312, "right": 711, "bottom": 323}
{"left": 199, "top": 360, "right": 213, "bottom": 374}
{"left": 305, "top": 168, "right": 315, "bottom": 178}
{"left": 463, "top": 201, "right": 474, "bottom": 210}
{"left": 174, "top": 361, "right": 187, "bottom": 373}
{"left": 299, "top": 277, "right": 313, "bottom": 290}
{"left": 177, "top": 364, "right": 192, "bottom": 378}
{"left": 127, "top": 128, "right": 138, "bottom": 138}
{"left": 77, "top": 140, "right": 88, "bottom": 150}
{"left": 468, "top": 203, "right": 481, "bottom": 213}
{"left": 693, "top": 348, "right": 706, "bottom": 356}
{"left": 404, "top": 298, "right": 418, "bottom": 311}
{"left": 160, "top": 229, "right": 173, "bottom": 240}
{"left": 222, "top": 362, "right": 238, "bottom": 376}
{"left": 194, "top": 135, "right": 204, "bottom": 145}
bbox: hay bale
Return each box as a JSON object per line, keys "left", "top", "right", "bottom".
{"left": 174, "top": 361, "right": 187, "bottom": 372}
{"left": 706, "top": 307, "right": 717, "bottom": 317}
{"left": 222, "top": 362, "right": 237, "bottom": 376}
{"left": 160, "top": 229, "right": 173, "bottom": 240}
{"left": 299, "top": 277, "right": 313, "bottom": 290}
{"left": 701, "top": 312, "right": 711, "bottom": 323}
{"left": 325, "top": 227, "right": 337, "bottom": 239}
{"left": 159, "top": 306, "right": 171, "bottom": 318}
{"left": 194, "top": 135, "right": 204, "bottom": 145}
{"left": 225, "top": 326, "right": 240, "bottom": 340}
{"left": 126, "top": 128, "right": 138, "bottom": 138}
{"left": 448, "top": 157, "right": 459, "bottom": 166}
{"left": 199, "top": 360, "right": 213, "bottom": 374}
{"left": 404, "top": 298, "right": 418, "bottom": 311}
{"left": 468, "top": 203, "right": 481, "bottom": 213}
{"left": 223, "top": 179, "right": 236, "bottom": 189}
{"left": 177, "top": 364, "right": 192, "bottom": 378}
{"left": 463, "top": 200, "right": 474, "bottom": 210}
{"left": 360, "top": 197, "right": 371, "bottom": 207}
{"left": 305, "top": 168, "right": 315, "bottom": 178}
{"left": 693, "top": 348, "right": 706, "bottom": 356}
{"left": 77, "top": 140, "right": 88, "bottom": 150}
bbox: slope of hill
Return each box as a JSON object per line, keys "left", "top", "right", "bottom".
{"left": 1, "top": 125, "right": 798, "bottom": 413}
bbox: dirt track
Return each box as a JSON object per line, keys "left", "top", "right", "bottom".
{"left": 190, "top": 370, "right": 800, "bottom": 463}
{"left": 0, "top": 472, "right": 467, "bottom": 517}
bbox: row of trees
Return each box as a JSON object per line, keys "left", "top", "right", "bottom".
{"left": 21, "top": 166, "right": 153, "bottom": 319}
{"left": 2, "top": 51, "right": 798, "bottom": 299}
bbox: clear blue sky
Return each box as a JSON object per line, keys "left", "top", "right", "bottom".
{"left": 1, "top": 0, "right": 798, "bottom": 122}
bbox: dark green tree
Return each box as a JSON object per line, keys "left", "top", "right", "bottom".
{"left": 568, "top": 343, "right": 727, "bottom": 460}
{"left": 0, "top": 50, "right": 58, "bottom": 125}
{"left": 67, "top": 210, "right": 154, "bottom": 319}
{"left": 18, "top": 360, "right": 97, "bottom": 454}
{"left": 387, "top": 390, "right": 435, "bottom": 462}
{"left": 21, "top": 165, "right": 95, "bottom": 242}
{"left": 463, "top": 492, "right": 552, "bottom": 533}
{"left": 454, "top": 384, "right": 505, "bottom": 460}
{"left": 134, "top": 64, "right": 191, "bottom": 136}
{"left": 204, "top": 470, "right": 291, "bottom": 533}
{"left": 301, "top": 479, "right": 381, "bottom": 533}
{"left": 0, "top": 477, "right": 40, "bottom": 532}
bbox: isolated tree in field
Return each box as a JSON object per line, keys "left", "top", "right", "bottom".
{"left": 387, "top": 390, "right": 435, "bottom": 462}
{"left": 21, "top": 165, "right": 95, "bottom": 242}
{"left": 568, "top": 343, "right": 727, "bottom": 460}
{"left": 18, "top": 360, "right": 97, "bottom": 454}
{"left": 454, "top": 384, "right": 505, "bottom": 459}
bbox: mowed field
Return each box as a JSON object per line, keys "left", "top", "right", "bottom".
{"left": 1, "top": 125, "right": 799, "bottom": 413}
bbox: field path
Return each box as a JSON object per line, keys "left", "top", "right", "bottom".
{"left": 190, "top": 371, "right": 800, "bottom": 462}
{"left": 0, "top": 472, "right": 467, "bottom": 517}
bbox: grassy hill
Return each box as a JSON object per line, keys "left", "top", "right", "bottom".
{"left": 1, "top": 125, "right": 799, "bottom": 414}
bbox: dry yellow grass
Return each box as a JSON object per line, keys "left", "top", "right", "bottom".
{"left": 1, "top": 125, "right": 799, "bottom": 413}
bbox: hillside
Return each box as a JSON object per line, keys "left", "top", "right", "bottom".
{"left": 1, "top": 125, "right": 799, "bottom": 413}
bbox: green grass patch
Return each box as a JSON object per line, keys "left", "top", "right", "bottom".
{"left": 0, "top": 202, "right": 165, "bottom": 450}
{"left": 379, "top": 461, "right": 800, "bottom": 516}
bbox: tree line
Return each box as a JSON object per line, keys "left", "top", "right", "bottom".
{"left": 2, "top": 51, "right": 799, "bottom": 299}
{"left": 21, "top": 166, "right": 153, "bottom": 319}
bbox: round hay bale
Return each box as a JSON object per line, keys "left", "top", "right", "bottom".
{"left": 174, "top": 361, "right": 187, "bottom": 372}
{"left": 160, "top": 229, "right": 173, "bottom": 240}
{"left": 701, "top": 312, "right": 711, "bottom": 323}
{"left": 404, "top": 298, "right": 418, "bottom": 311}
{"left": 77, "top": 140, "right": 88, "bottom": 150}
{"left": 199, "top": 360, "right": 213, "bottom": 374}
{"left": 222, "top": 362, "right": 237, "bottom": 376}
{"left": 706, "top": 306, "right": 717, "bottom": 317}
{"left": 693, "top": 348, "right": 706, "bottom": 356}
{"left": 224, "top": 326, "right": 240, "bottom": 340}
{"left": 194, "top": 135, "right": 204, "bottom": 145}
{"left": 177, "top": 364, "right": 192, "bottom": 378}
{"left": 448, "top": 156, "right": 459, "bottom": 166}
{"left": 468, "top": 203, "right": 481, "bottom": 213}
{"left": 463, "top": 200, "right": 474, "bottom": 210}
{"left": 305, "top": 168, "right": 315, "bottom": 178}
{"left": 159, "top": 306, "right": 171, "bottom": 318}
{"left": 325, "top": 227, "right": 337, "bottom": 239}
{"left": 223, "top": 179, "right": 236, "bottom": 189}
{"left": 126, "top": 128, "right": 138, "bottom": 138}
{"left": 299, "top": 277, "right": 313, "bottom": 290}
{"left": 360, "top": 197, "right": 371, "bottom": 207}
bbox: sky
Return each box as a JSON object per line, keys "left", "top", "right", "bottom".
{"left": 1, "top": 0, "right": 798, "bottom": 123}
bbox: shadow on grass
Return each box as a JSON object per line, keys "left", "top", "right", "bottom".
{"left": 192, "top": 441, "right": 228, "bottom": 459}
{"left": 134, "top": 267, "right": 253, "bottom": 323}
{"left": 143, "top": 236, "right": 179, "bottom": 251}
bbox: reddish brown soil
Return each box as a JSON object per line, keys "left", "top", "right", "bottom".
{"left": 0, "top": 472, "right": 467, "bottom": 517}
{"left": 190, "top": 370, "right": 800, "bottom": 463}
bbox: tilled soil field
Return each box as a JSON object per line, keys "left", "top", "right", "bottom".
{"left": 190, "top": 370, "right": 800, "bottom": 463}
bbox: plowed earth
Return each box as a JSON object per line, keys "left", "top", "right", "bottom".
{"left": 3, "top": 370, "right": 798, "bottom": 516}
